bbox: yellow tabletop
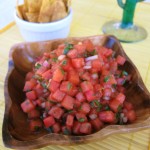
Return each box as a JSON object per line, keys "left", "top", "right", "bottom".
{"left": 0, "top": 0, "right": 150, "bottom": 150}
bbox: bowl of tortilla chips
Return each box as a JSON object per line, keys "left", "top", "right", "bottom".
{"left": 15, "top": 0, "right": 72, "bottom": 42}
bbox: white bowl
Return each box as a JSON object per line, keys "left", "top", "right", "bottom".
{"left": 14, "top": 9, "right": 73, "bottom": 42}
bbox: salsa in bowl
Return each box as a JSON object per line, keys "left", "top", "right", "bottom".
{"left": 3, "top": 35, "right": 150, "bottom": 149}
{"left": 21, "top": 39, "right": 136, "bottom": 135}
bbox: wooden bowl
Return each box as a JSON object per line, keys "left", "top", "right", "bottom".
{"left": 3, "top": 35, "right": 150, "bottom": 149}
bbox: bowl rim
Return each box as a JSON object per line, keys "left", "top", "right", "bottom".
{"left": 14, "top": 8, "right": 73, "bottom": 30}
{"left": 3, "top": 35, "right": 150, "bottom": 149}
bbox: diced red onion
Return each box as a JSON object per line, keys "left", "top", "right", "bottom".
{"left": 43, "top": 112, "right": 47, "bottom": 118}
{"left": 120, "top": 113, "right": 124, "bottom": 118}
{"left": 43, "top": 60, "right": 49, "bottom": 67}
{"left": 56, "top": 103, "right": 61, "bottom": 107}
{"left": 89, "top": 114, "right": 97, "bottom": 120}
{"left": 98, "top": 99, "right": 101, "bottom": 102}
{"left": 85, "top": 61, "right": 91, "bottom": 66}
{"left": 43, "top": 89, "right": 47, "bottom": 93}
{"left": 103, "top": 96, "right": 110, "bottom": 100}
{"left": 37, "top": 80, "right": 41, "bottom": 84}
{"left": 91, "top": 73, "right": 98, "bottom": 79}
{"left": 83, "top": 66, "right": 92, "bottom": 69}
{"left": 58, "top": 55, "right": 66, "bottom": 61}
{"left": 123, "top": 117, "right": 128, "bottom": 123}
{"left": 85, "top": 55, "right": 98, "bottom": 62}
{"left": 41, "top": 102, "right": 46, "bottom": 108}
{"left": 111, "top": 87, "right": 116, "bottom": 93}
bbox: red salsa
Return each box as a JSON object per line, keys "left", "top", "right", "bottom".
{"left": 21, "top": 39, "right": 136, "bottom": 135}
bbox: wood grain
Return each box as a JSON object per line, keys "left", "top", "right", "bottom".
{"left": 3, "top": 35, "right": 150, "bottom": 149}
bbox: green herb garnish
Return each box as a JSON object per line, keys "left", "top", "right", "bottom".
{"left": 34, "top": 126, "right": 40, "bottom": 131}
{"left": 117, "top": 105, "right": 122, "bottom": 112}
{"left": 105, "top": 105, "right": 110, "bottom": 111}
{"left": 60, "top": 68, "right": 65, "bottom": 75}
{"left": 116, "top": 112, "right": 120, "bottom": 120}
{"left": 46, "top": 127, "right": 53, "bottom": 133}
{"left": 89, "top": 49, "right": 96, "bottom": 56}
{"left": 52, "top": 57, "right": 58, "bottom": 62}
{"left": 33, "top": 74, "right": 42, "bottom": 81}
{"left": 121, "top": 80, "right": 126, "bottom": 85}
{"left": 49, "top": 100, "right": 57, "bottom": 104}
{"left": 78, "top": 118, "right": 85, "bottom": 122}
{"left": 83, "top": 52, "right": 88, "bottom": 57}
{"left": 67, "top": 82, "right": 72, "bottom": 90}
{"left": 78, "top": 105, "right": 82, "bottom": 110}
{"left": 112, "top": 84, "right": 117, "bottom": 89}
{"left": 62, "top": 60, "right": 67, "bottom": 65}
{"left": 63, "top": 128, "right": 71, "bottom": 135}
{"left": 35, "top": 63, "right": 41, "bottom": 69}
{"left": 63, "top": 43, "right": 73, "bottom": 55}
{"left": 67, "top": 110, "right": 73, "bottom": 113}
{"left": 104, "top": 76, "right": 110, "bottom": 82}
{"left": 122, "top": 71, "right": 128, "bottom": 76}
{"left": 41, "top": 82, "right": 47, "bottom": 89}
{"left": 90, "top": 100, "right": 102, "bottom": 111}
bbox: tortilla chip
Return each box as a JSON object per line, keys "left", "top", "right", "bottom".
{"left": 27, "top": 0, "right": 42, "bottom": 13}
{"left": 24, "top": 0, "right": 29, "bottom": 12}
{"left": 38, "top": 0, "right": 55, "bottom": 23}
{"left": 16, "top": 0, "right": 71, "bottom": 23}
{"left": 16, "top": 5, "right": 25, "bottom": 19}
{"left": 22, "top": 0, "right": 29, "bottom": 21}
{"left": 63, "top": 0, "right": 71, "bottom": 12}
{"left": 51, "top": 0, "right": 67, "bottom": 22}
{"left": 26, "top": 12, "right": 39, "bottom": 22}
{"left": 16, "top": 4, "right": 27, "bottom": 20}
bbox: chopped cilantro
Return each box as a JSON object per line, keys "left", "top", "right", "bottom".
{"left": 105, "top": 105, "right": 110, "bottom": 111}
{"left": 46, "top": 127, "right": 53, "bottom": 133}
{"left": 34, "top": 126, "right": 40, "bottom": 131}
{"left": 90, "top": 49, "right": 96, "bottom": 56}
{"left": 93, "top": 100, "right": 100, "bottom": 107}
{"left": 112, "top": 84, "right": 117, "bottom": 89}
{"left": 67, "top": 82, "right": 72, "bottom": 90}
{"left": 41, "top": 82, "right": 47, "bottom": 89}
{"left": 63, "top": 128, "right": 71, "bottom": 135}
{"left": 104, "top": 76, "right": 110, "bottom": 82}
{"left": 63, "top": 43, "right": 73, "bottom": 55}
{"left": 78, "top": 105, "right": 82, "bottom": 110}
{"left": 60, "top": 68, "right": 65, "bottom": 75}
{"left": 35, "top": 63, "right": 41, "bottom": 69}
{"left": 78, "top": 118, "right": 85, "bottom": 122}
{"left": 90, "top": 100, "right": 102, "bottom": 110}
{"left": 117, "top": 105, "right": 122, "bottom": 112}
{"left": 122, "top": 71, "right": 128, "bottom": 76}
{"left": 62, "top": 60, "right": 67, "bottom": 65}
{"left": 67, "top": 110, "right": 73, "bottom": 113}
{"left": 49, "top": 100, "right": 57, "bottom": 104}
{"left": 116, "top": 112, "right": 120, "bottom": 120}
{"left": 119, "top": 119, "right": 124, "bottom": 125}
{"left": 33, "top": 74, "right": 42, "bottom": 81}
{"left": 96, "top": 107, "right": 101, "bottom": 112}
{"left": 52, "top": 57, "right": 58, "bottom": 62}
{"left": 121, "top": 80, "right": 126, "bottom": 85}
{"left": 83, "top": 52, "right": 88, "bottom": 57}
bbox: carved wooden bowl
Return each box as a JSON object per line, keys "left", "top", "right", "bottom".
{"left": 3, "top": 35, "right": 150, "bottom": 149}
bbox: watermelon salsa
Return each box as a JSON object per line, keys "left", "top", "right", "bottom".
{"left": 21, "top": 40, "right": 136, "bottom": 135}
